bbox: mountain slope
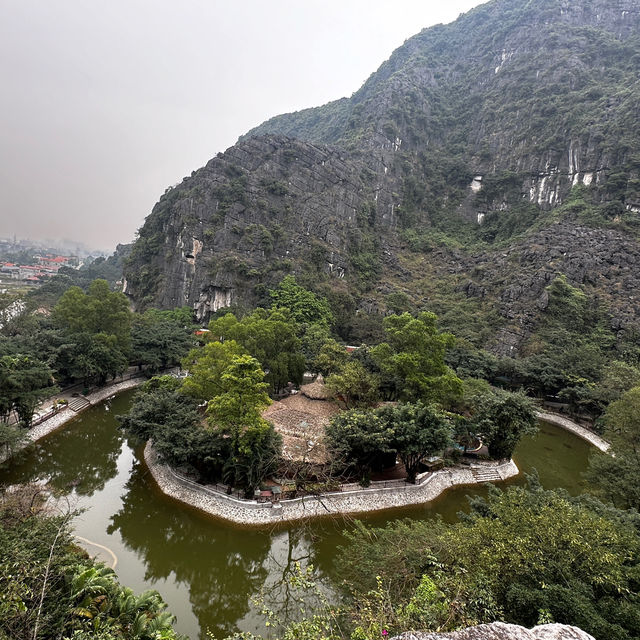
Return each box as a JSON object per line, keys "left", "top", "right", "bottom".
{"left": 124, "top": 0, "right": 640, "bottom": 354}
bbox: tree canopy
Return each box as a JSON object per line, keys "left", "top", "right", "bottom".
{"left": 269, "top": 275, "right": 334, "bottom": 328}
{"left": 370, "top": 312, "right": 462, "bottom": 405}
{"left": 208, "top": 308, "right": 305, "bottom": 393}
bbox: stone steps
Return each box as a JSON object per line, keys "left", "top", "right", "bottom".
{"left": 68, "top": 396, "right": 91, "bottom": 412}
{"left": 471, "top": 467, "right": 502, "bottom": 483}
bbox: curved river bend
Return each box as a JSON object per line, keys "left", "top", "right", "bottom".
{"left": 0, "top": 390, "right": 594, "bottom": 639}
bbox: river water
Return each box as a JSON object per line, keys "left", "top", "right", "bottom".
{"left": 0, "top": 390, "right": 594, "bottom": 639}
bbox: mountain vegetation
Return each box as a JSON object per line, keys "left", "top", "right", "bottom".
{"left": 4, "top": 0, "right": 640, "bottom": 638}
{"left": 125, "top": 0, "right": 640, "bottom": 368}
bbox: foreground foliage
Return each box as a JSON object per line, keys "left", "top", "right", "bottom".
{"left": 336, "top": 481, "right": 640, "bottom": 640}
{"left": 0, "top": 485, "right": 184, "bottom": 640}
{"left": 587, "top": 385, "right": 640, "bottom": 510}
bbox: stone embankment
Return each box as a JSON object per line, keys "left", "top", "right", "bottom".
{"left": 144, "top": 442, "right": 519, "bottom": 526}
{"left": 0, "top": 377, "right": 147, "bottom": 464}
{"left": 392, "top": 621, "right": 594, "bottom": 639}
{"left": 535, "top": 410, "right": 609, "bottom": 452}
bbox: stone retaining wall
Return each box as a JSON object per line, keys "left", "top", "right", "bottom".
{"left": 144, "top": 442, "right": 519, "bottom": 525}
{"left": 535, "top": 410, "right": 610, "bottom": 452}
{"left": 0, "top": 377, "right": 146, "bottom": 464}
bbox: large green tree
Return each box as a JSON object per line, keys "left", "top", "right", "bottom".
{"left": 51, "top": 279, "right": 132, "bottom": 384}
{"left": 118, "top": 375, "right": 226, "bottom": 479}
{"left": 130, "top": 308, "right": 196, "bottom": 373}
{"left": 325, "top": 360, "right": 380, "bottom": 408}
{"left": 467, "top": 387, "right": 537, "bottom": 460}
{"left": 378, "top": 402, "right": 452, "bottom": 483}
{"left": 208, "top": 309, "right": 305, "bottom": 393}
{"left": 325, "top": 409, "right": 394, "bottom": 483}
{"left": 181, "top": 339, "right": 246, "bottom": 402}
{"left": 370, "top": 312, "right": 462, "bottom": 405}
{"left": 53, "top": 279, "right": 131, "bottom": 352}
{"left": 206, "top": 355, "right": 281, "bottom": 496}
{"left": 269, "top": 275, "right": 334, "bottom": 328}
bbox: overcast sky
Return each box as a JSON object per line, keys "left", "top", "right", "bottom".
{"left": 0, "top": 0, "right": 484, "bottom": 252}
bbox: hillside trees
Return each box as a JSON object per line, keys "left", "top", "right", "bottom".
{"left": 52, "top": 279, "right": 132, "bottom": 385}
{"left": 587, "top": 385, "right": 640, "bottom": 510}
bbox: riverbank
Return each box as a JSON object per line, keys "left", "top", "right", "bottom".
{"left": 0, "top": 376, "right": 147, "bottom": 464}
{"left": 534, "top": 410, "right": 610, "bottom": 452}
{"left": 144, "top": 442, "right": 519, "bottom": 525}
{"left": 145, "top": 411, "right": 612, "bottom": 525}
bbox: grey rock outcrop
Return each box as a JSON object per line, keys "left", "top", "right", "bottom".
{"left": 124, "top": 0, "right": 640, "bottom": 352}
{"left": 393, "top": 622, "right": 594, "bottom": 640}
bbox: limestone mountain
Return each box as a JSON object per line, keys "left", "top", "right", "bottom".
{"left": 124, "top": 0, "right": 640, "bottom": 354}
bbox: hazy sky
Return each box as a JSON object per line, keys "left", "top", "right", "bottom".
{"left": 0, "top": 0, "right": 484, "bottom": 252}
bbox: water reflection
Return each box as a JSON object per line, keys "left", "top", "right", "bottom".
{"left": 0, "top": 394, "right": 595, "bottom": 640}
{"left": 4, "top": 398, "right": 124, "bottom": 496}
{"left": 108, "top": 459, "right": 272, "bottom": 639}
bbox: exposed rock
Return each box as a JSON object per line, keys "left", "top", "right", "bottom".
{"left": 124, "top": 0, "right": 640, "bottom": 353}
{"left": 392, "top": 622, "right": 594, "bottom": 640}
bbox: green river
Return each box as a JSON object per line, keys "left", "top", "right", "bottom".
{"left": 0, "top": 390, "right": 594, "bottom": 639}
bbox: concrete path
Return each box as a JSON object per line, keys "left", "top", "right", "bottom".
{"left": 536, "top": 410, "right": 610, "bottom": 452}
{"left": 0, "top": 376, "right": 149, "bottom": 464}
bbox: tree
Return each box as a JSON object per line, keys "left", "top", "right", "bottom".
{"left": 51, "top": 279, "right": 132, "bottom": 385}
{"left": 0, "top": 354, "right": 54, "bottom": 427}
{"left": 586, "top": 385, "right": 640, "bottom": 510}
{"left": 269, "top": 275, "right": 334, "bottom": 328}
{"left": 326, "top": 360, "right": 380, "bottom": 408}
{"left": 209, "top": 309, "right": 305, "bottom": 393}
{"left": 377, "top": 403, "right": 452, "bottom": 483}
{"left": 206, "top": 355, "right": 272, "bottom": 432}
{"left": 206, "top": 355, "right": 281, "bottom": 496}
{"left": 325, "top": 409, "right": 394, "bottom": 483}
{"left": 118, "top": 375, "right": 227, "bottom": 480}
{"left": 60, "top": 332, "right": 128, "bottom": 386}
{"left": 181, "top": 339, "right": 246, "bottom": 401}
{"left": 130, "top": 308, "right": 196, "bottom": 372}
{"left": 370, "top": 312, "right": 462, "bottom": 406}
{"left": 53, "top": 279, "right": 131, "bottom": 353}
{"left": 312, "top": 338, "right": 349, "bottom": 377}
{"left": 469, "top": 389, "right": 537, "bottom": 460}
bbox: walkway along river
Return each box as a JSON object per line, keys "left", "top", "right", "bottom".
{"left": 0, "top": 390, "right": 599, "bottom": 640}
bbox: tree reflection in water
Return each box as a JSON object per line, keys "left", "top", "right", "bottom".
{"left": 0, "top": 397, "right": 124, "bottom": 496}
{"left": 109, "top": 459, "right": 272, "bottom": 639}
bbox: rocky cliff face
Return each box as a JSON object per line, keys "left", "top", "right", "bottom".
{"left": 124, "top": 0, "right": 640, "bottom": 351}
{"left": 392, "top": 622, "right": 594, "bottom": 640}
